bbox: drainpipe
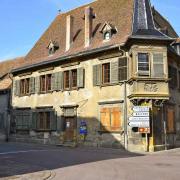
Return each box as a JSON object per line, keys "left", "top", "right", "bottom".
{"left": 124, "top": 81, "right": 128, "bottom": 150}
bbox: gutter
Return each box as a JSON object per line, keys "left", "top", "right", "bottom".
{"left": 11, "top": 44, "right": 121, "bottom": 74}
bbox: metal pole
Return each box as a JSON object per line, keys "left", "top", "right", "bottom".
{"left": 124, "top": 81, "right": 128, "bottom": 150}
{"left": 162, "top": 104, "right": 167, "bottom": 150}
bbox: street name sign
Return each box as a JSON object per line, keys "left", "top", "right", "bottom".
{"left": 133, "top": 112, "right": 149, "bottom": 117}
{"left": 133, "top": 106, "right": 149, "bottom": 112}
{"left": 128, "top": 121, "right": 149, "bottom": 128}
{"left": 129, "top": 116, "right": 149, "bottom": 121}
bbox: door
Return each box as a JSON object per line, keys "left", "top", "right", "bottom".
{"left": 65, "top": 117, "right": 75, "bottom": 142}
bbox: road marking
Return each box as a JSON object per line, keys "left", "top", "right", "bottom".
{"left": 0, "top": 149, "right": 49, "bottom": 155}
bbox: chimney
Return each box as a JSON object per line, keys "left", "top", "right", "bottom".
{"left": 85, "top": 6, "right": 93, "bottom": 47}
{"left": 66, "top": 15, "right": 74, "bottom": 51}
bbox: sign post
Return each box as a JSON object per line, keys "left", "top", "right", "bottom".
{"left": 128, "top": 106, "right": 150, "bottom": 152}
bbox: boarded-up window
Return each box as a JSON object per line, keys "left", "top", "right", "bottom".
{"left": 119, "top": 57, "right": 127, "bottom": 81}
{"left": 168, "top": 66, "right": 177, "bottom": 89}
{"left": 167, "top": 106, "right": 175, "bottom": 133}
{"left": 100, "top": 107, "right": 121, "bottom": 132}
{"left": 152, "top": 53, "right": 164, "bottom": 78}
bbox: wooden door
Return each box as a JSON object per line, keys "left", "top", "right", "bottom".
{"left": 65, "top": 117, "right": 75, "bottom": 141}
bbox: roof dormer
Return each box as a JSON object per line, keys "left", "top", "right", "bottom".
{"left": 47, "top": 40, "right": 59, "bottom": 55}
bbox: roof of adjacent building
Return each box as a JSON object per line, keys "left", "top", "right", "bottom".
{"left": 0, "top": 78, "right": 12, "bottom": 91}
{"left": 11, "top": 0, "right": 178, "bottom": 73}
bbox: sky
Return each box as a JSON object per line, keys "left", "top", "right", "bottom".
{"left": 0, "top": 0, "right": 179, "bottom": 62}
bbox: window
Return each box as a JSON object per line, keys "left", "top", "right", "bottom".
{"left": 168, "top": 66, "right": 177, "bottom": 89}
{"left": 166, "top": 106, "right": 175, "bottom": 133}
{"left": 37, "top": 112, "right": 50, "bottom": 130}
{"left": 152, "top": 53, "right": 164, "bottom": 77}
{"left": 15, "top": 110, "right": 30, "bottom": 130}
{"left": 64, "top": 71, "right": 70, "bottom": 89}
{"left": 71, "top": 69, "right": 77, "bottom": 88}
{"left": 20, "top": 78, "right": 30, "bottom": 95}
{"left": 102, "top": 63, "right": 110, "bottom": 84}
{"left": 138, "top": 53, "right": 150, "bottom": 76}
{"left": 104, "top": 32, "right": 111, "bottom": 40}
{"left": 100, "top": 107, "right": 122, "bottom": 132}
{"left": 40, "top": 74, "right": 52, "bottom": 93}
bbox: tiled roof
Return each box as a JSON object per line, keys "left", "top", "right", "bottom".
{"left": 0, "top": 78, "right": 11, "bottom": 91}
{"left": 175, "top": 38, "right": 180, "bottom": 43}
{"left": 0, "top": 57, "right": 25, "bottom": 78}
{"left": 25, "top": 0, "right": 134, "bottom": 65}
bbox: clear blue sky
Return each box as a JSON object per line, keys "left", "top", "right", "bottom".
{"left": 0, "top": 0, "right": 179, "bottom": 61}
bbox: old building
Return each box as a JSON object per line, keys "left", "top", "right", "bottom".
{"left": 10, "top": 0, "right": 180, "bottom": 152}
{"left": 0, "top": 57, "right": 24, "bottom": 141}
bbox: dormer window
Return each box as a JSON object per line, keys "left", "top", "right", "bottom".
{"left": 100, "top": 22, "right": 117, "bottom": 41}
{"left": 47, "top": 40, "right": 59, "bottom": 55}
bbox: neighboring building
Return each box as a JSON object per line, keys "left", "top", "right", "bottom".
{"left": 0, "top": 57, "right": 25, "bottom": 141}
{"left": 10, "top": 0, "right": 180, "bottom": 152}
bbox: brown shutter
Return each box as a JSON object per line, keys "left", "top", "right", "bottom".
{"left": 93, "top": 64, "right": 102, "bottom": 86}
{"left": 119, "top": 57, "right": 127, "bottom": 81}
{"left": 167, "top": 107, "right": 175, "bottom": 133}
{"left": 111, "top": 60, "right": 119, "bottom": 84}
{"left": 29, "top": 77, "right": 35, "bottom": 94}
{"left": 35, "top": 76, "right": 40, "bottom": 94}
{"left": 111, "top": 107, "right": 121, "bottom": 131}
{"left": 100, "top": 108, "right": 110, "bottom": 131}
{"left": 152, "top": 53, "right": 164, "bottom": 77}
{"left": 77, "top": 68, "right": 84, "bottom": 88}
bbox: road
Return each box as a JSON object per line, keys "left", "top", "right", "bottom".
{"left": 0, "top": 142, "right": 180, "bottom": 180}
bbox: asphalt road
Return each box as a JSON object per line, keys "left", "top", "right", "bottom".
{"left": 0, "top": 142, "right": 180, "bottom": 180}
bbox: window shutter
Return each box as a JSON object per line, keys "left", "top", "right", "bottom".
{"left": 152, "top": 53, "right": 164, "bottom": 78}
{"left": 50, "top": 111, "right": 57, "bottom": 131}
{"left": 14, "top": 80, "right": 20, "bottom": 96}
{"left": 31, "top": 112, "right": 37, "bottom": 130}
{"left": 111, "top": 107, "right": 121, "bottom": 131}
{"left": 51, "top": 73, "right": 56, "bottom": 91}
{"left": 119, "top": 57, "right": 127, "bottom": 81}
{"left": 29, "top": 77, "right": 35, "bottom": 94}
{"left": 100, "top": 108, "right": 111, "bottom": 131}
{"left": 93, "top": 64, "right": 102, "bottom": 86}
{"left": 35, "top": 76, "right": 40, "bottom": 94}
{"left": 77, "top": 68, "right": 84, "bottom": 88}
{"left": 111, "top": 60, "right": 119, "bottom": 83}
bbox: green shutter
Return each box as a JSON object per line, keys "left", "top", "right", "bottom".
{"left": 14, "top": 80, "right": 20, "bottom": 96}
{"left": 51, "top": 73, "right": 56, "bottom": 91}
{"left": 56, "top": 72, "right": 63, "bottom": 91}
{"left": 31, "top": 112, "right": 37, "bottom": 130}
{"left": 119, "top": 57, "right": 127, "bottom": 81}
{"left": 35, "top": 76, "right": 40, "bottom": 94}
{"left": 50, "top": 111, "right": 57, "bottom": 131}
{"left": 111, "top": 60, "right": 119, "bottom": 84}
{"left": 152, "top": 53, "right": 164, "bottom": 78}
{"left": 77, "top": 68, "right": 84, "bottom": 88}
{"left": 29, "top": 77, "right": 35, "bottom": 94}
{"left": 93, "top": 64, "right": 102, "bottom": 86}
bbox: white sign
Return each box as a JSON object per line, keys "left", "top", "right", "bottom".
{"left": 128, "top": 121, "right": 150, "bottom": 128}
{"left": 133, "top": 112, "right": 149, "bottom": 117}
{"left": 129, "top": 117, "right": 149, "bottom": 121}
{"left": 133, "top": 106, "right": 150, "bottom": 112}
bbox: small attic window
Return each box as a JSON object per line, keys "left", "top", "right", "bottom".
{"left": 47, "top": 40, "right": 59, "bottom": 55}
{"left": 100, "top": 22, "right": 117, "bottom": 41}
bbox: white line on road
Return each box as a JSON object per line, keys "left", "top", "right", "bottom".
{"left": 0, "top": 149, "right": 49, "bottom": 155}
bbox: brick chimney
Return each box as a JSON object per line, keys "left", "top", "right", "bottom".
{"left": 85, "top": 7, "right": 93, "bottom": 47}
{"left": 66, "top": 15, "right": 74, "bottom": 51}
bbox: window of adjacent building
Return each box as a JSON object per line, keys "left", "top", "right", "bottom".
{"left": 100, "top": 107, "right": 122, "bottom": 132}
{"left": 168, "top": 66, "right": 177, "bottom": 89}
{"left": 20, "top": 78, "right": 30, "bottom": 96}
{"left": 138, "top": 53, "right": 150, "bottom": 76}
{"left": 37, "top": 112, "right": 50, "bottom": 130}
{"left": 166, "top": 106, "right": 175, "bottom": 133}
{"left": 64, "top": 71, "right": 70, "bottom": 89}
{"left": 102, "top": 63, "right": 110, "bottom": 84}
{"left": 40, "top": 74, "right": 52, "bottom": 93}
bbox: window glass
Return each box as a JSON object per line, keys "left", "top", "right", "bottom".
{"left": 71, "top": 69, "right": 77, "bottom": 88}
{"left": 64, "top": 71, "right": 70, "bottom": 89}
{"left": 40, "top": 75, "right": 46, "bottom": 92}
{"left": 104, "top": 32, "right": 111, "bottom": 40}
{"left": 138, "top": 53, "right": 149, "bottom": 76}
{"left": 102, "top": 63, "right": 110, "bottom": 84}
